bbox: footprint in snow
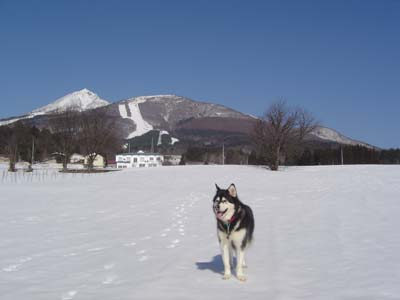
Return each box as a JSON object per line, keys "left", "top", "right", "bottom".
{"left": 19, "top": 257, "right": 32, "bottom": 263}
{"left": 62, "top": 291, "right": 77, "bottom": 300}
{"left": 138, "top": 256, "right": 148, "bottom": 262}
{"left": 103, "top": 275, "right": 118, "bottom": 285}
{"left": 167, "top": 239, "right": 180, "bottom": 248}
{"left": 63, "top": 253, "right": 78, "bottom": 257}
{"left": 104, "top": 263, "right": 115, "bottom": 270}
{"left": 2, "top": 257, "right": 32, "bottom": 272}
{"left": 124, "top": 242, "right": 136, "bottom": 247}
{"left": 87, "top": 247, "right": 105, "bottom": 252}
{"left": 2, "top": 264, "right": 19, "bottom": 272}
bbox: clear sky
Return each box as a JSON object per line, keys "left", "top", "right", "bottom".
{"left": 1, "top": 0, "right": 399, "bottom": 148}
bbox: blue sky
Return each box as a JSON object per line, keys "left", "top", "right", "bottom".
{"left": 1, "top": 0, "right": 399, "bottom": 148}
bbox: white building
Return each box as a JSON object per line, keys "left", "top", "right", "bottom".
{"left": 84, "top": 154, "right": 105, "bottom": 168}
{"left": 69, "top": 153, "right": 84, "bottom": 164}
{"left": 116, "top": 151, "right": 164, "bottom": 168}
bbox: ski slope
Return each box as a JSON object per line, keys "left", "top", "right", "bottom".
{"left": 1, "top": 165, "right": 400, "bottom": 300}
{"left": 118, "top": 99, "right": 153, "bottom": 139}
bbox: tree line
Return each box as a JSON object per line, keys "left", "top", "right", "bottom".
{"left": 181, "top": 144, "right": 400, "bottom": 166}
{"left": 0, "top": 108, "right": 123, "bottom": 172}
{"left": 180, "top": 100, "right": 400, "bottom": 168}
{"left": 296, "top": 146, "right": 400, "bottom": 165}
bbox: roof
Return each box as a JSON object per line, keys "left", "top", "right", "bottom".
{"left": 117, "top": 152, "right": 162, "bottom": 156}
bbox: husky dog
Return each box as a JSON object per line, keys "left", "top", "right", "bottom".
{"left": 213, "top": 184, "right": 254, "bottom": 281}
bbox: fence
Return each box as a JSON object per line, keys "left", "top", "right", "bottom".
{"left": 1, "top": 168, "right": 100, "bottom": 184}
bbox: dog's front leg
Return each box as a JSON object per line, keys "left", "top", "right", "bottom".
{"left": 236, "top": 248, "right": 246, "bottom": 282}
{"left": 220, "top": 241, "right": 231, "bottom": 279}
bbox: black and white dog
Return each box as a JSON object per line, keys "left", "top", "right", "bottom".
{"left": 213, "top": 184, "right": 254, "bottom": 281}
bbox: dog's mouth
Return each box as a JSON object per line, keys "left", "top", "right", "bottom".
{"left": 215, "top": 208, "right": 228, "bottom": 219}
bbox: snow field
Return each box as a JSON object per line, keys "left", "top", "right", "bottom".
{"left": 1, "top": 165, "right": 400, "bottom": 300}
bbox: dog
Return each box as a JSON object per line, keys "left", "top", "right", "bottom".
{"left": 213, "top": 183, "right": 254, "bottom": 281}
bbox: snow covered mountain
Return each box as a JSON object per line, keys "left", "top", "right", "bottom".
{"left": 0, "top": 89, "right": 378, "bottom": 148}
{"left": 310, "top": 126, "right": 377, "bottom": 149}
{"left": 112, "top": 94, "right": 252, "bottom": 139}
{"left": 0, "top": 89, "right": 109, "bottom": 126}
{"left": 32, "top": 88, "right": 109, "bottom": 114}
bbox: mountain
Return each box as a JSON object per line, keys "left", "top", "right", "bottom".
{"left": 107, "top": 94, "right": 253, "bottom": 140}
{"left": 0, "top": 89, "right": 109, "bottom": 126}
{"left": 32, "top": 88, "right": 109, "bottom": 114}
{"left": 309, "top": 127, "right": 378, "bottom": 149}
{"left": 0, "top": 89, "right": 377, "bottom": 149}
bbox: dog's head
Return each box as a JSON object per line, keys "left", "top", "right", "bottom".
{"left": 213, "top": 184, "right": 238, "bottom": 222}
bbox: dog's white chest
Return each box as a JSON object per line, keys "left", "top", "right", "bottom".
{"left": 218, "top": 227, "right": 246, "bottom": 243}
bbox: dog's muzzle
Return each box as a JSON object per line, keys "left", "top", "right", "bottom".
{"left": 215, "top": 208, "right": 228, "bottom": 219}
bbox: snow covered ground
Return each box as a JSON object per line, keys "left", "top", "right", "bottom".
{"left": 1, "top": 165, "right": 399, "bottom": 300}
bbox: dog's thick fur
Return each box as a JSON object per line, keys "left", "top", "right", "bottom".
{"left": 213, "top": 184, "right": 254, "bottom": 281}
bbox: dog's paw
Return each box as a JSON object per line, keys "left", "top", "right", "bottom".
{"left": 222, "top": 273, "right": 232, "bottom": 280}
{"left": 237, "top": 274, "right": 247, "bottom": 282}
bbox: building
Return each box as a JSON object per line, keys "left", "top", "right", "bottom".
{"left": 84, "top": 154, "right": 105, "bottom": 168}
{"left": 69, "top": 153, "right": 85, "bottom": 164}
{"left": 116, "top": 151, "right": 164, "bottom": 168}
{"left": 163, "top": 155, "right": 182, "bottom": 165}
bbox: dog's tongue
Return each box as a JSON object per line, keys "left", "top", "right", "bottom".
{"left": 217, "top": 212, "right": 225, "bottom": 219}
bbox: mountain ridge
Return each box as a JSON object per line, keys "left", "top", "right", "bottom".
{"left": 0, "top": 89, "right": 377, "bottom": 149}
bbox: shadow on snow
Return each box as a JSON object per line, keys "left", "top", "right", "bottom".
{"left": 196, "top": 255, "right": 224, "bottom": 274}
{"left": 196, "top": 255, "right": 238, "bottom": 274}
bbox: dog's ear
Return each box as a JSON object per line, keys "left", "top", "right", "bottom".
{"left": 227, "top": 184, "right": 237, "bottom": 198}
{"left": 215, "top": 184, "right": 221, "bottom": 191}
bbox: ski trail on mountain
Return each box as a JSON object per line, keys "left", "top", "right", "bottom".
{"left": 118, "top": 99, "right": 153, "bottom": 139}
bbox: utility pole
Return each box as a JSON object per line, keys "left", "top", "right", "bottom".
{"left": 341, "top": 146, "right": 344, "bottom": 165}
{"left": 28, "top": 137, "right": 34, "bottom": 172}
{"left": 151, "top": 137, "right": 154, "bottom": 153}
{"left": 31, "top": 137, "right": 35, "bottom": 164}
{"left": 222, "top": 143, "right": 225, "bottom": 165}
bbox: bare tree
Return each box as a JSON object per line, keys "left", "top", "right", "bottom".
{"left": 49, "top": 108, "right": 80, "bottom": 171}
{"left": 3, "top": 122, "right": 27, "bottom": 172}
{"left": 253, "top": 100, "right": 318, "bottom": 171}
{"left": 78, "top": 108, "right": 122, "bottom": 170}
{"left": 5, "top": 129, "right": 19, "bottom": 172}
